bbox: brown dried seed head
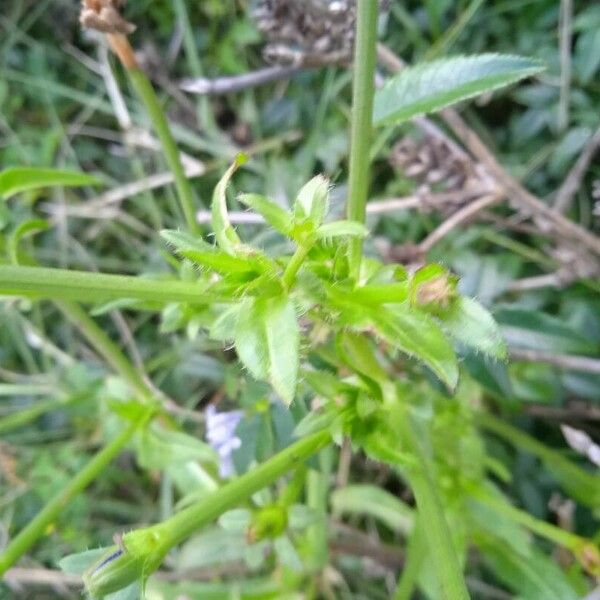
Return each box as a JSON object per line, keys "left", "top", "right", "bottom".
{"left": 80, "top": 0, "right": 135, "bottom": 35}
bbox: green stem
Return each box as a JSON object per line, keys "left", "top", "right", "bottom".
{"left": 281, "top": 243, "right": 312, "bottom": 290}
{"left": 0, "top": 415, "right": 146, "bottom": 576}
{"left": 0, "top": 265, "right": 228, "bottom": 305}
{"left": 0, "top": 397, "right": 69, "bottom": 435}
{"left": 153, "top": 430, "right": 331, "bottom": 550}
{"left": 55, "top": 301, "right": 152, "bottom": 401}
{"left": 346, "top": 0, "right": 378, "bottom": 280}
{"left": 469, "top": 486, "right": 585, "bottom": 551}
{"left": 85, "top": 430, "right": 331, "bottom": 597}
{"left": 395, "top": 412, "right": 470, "bottom": 600}
{"left": 127, "top": 68, "right": 200, "bottom": 234}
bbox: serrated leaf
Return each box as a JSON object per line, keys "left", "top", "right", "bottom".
{"left": 238, "top": 193, "right": 292, "bottom": 235}
{"left": 0, "top": 167, "right": 101, "bottom": 199}
{"left": 374, "top": 54, "right": 545, "bottom": 126}
{"left": 234, "top": 295, "right": 299, "bottom": 405}
{"left": 440, "top": 297, "right": 507, "bottom": 359}
{"left": 263, "top": 295, "right": 299, "bottom": 405}
{"left": 367, "top": 305, "right": 459, "bottom": 389}
{"left": 235, "top": 297, "right": 269, "bottom": 380}
{"left": 212, "top": 155, "right": 246, "bottom": 254}
{"left": 316, "top": 220, "right": 369, "bottom": 240}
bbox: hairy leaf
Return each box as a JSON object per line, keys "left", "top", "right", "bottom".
{"left": 212, "top": 155, "right": 246, "bottom": 254}
{"left": 234, "top": 295, "right": 299, "bottom": 404}
{"left": 238, "top": 193, "right": 292, "bottom": 235}
{"left": 374, "top": 54, "right": 544, "bottom": 126}
{"left": 440, "top": 297, "right": 507, "bottom": 359}
{"left": 316, "top": 220, "right": 369, "bottom": 240}
{"left": 367, "top": 306, "right": 459, "bottom": 390}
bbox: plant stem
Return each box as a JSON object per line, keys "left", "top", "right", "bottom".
{"left": 151, "top": 430, "right": 331, "bottom": 551}
{"left": 346, "top": 0, "right": 378, "bottom": 280}
{"left": 281, "top": 243, "right": 312, "bottom": 290}
{"left": 0, "top": 265, "right": 228, "bottom": 305}
{"left": 127, "top": 67, "right": 200, "bottom": 233}
{"left": 105, "top": 33, "right": 199, "bottom": 234}
{"left": 395, "top": 411, "right": 470, "bottom": 600}
{"left": 55, "top": 301, "right": 152, "bottom": 401}
{"left": 0, "top": 397, "right": 69, "bottom": 435}
{"left": 0, "top": 415, "right": 147, "bottom": 577}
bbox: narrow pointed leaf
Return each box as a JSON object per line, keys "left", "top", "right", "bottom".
{"left": 316, "top": 220, "right": 369, "bottom": 240}
{"left": 374, "top": 54, "right": 545, "bottom": 126}
{"left": 0, "top": 167, "right": 101, "bottom": 199}
{"left": 238, "top": 193, "right": 292, "bottom": 235}
{"left": 212, "top": 155, "right": 246, "bottom": 254}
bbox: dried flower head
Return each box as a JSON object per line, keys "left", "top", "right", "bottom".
{"left": 80, "top": 0, "right": 135, "bottom": 35}
{"left": 252, "top": 0, "right": 387, "bottom": 66}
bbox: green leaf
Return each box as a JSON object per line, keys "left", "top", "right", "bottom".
{"left": 367, "top": 306, "right": 459, "bottom": 390}
{"left": 9, "top": 218, "right": 51, "bottom": 264}
{"left": 234, "top": 295, "right": 299, "bottom": 405}
{"left": 161, "top": 229, "right": 271, "bottom": 275}
{"left": 477, "top": 534, "right": 579, "bottom": 600}
{"left": 264, "top": 295, "right": 299, "bottom": 406}
{"left": 136, "top": 423, "right": 217, "bottom": 470}
{"left": 235, "top": 298, "right": 269, "bottom": 380}
{"left": 373, "top": 54, "right": 544, "bottom": 126}
{"left": 294, "top": 175, "right": 329, "bottom": 225}
{"left": 238, "top": 193, "right": 292, "bottom": 235}
{"left": 495, "top": 308, "right": 596, "bottom": 354}
{"left": 440, "top": 297, "right": 507, "bottom": 359}
{"left": 59, "top": 548, "right": 108, "bottom": 574}
{"left": 0, "top": 167, "right": 100, "bottom": 199}
{"left": 332, "top": 485, "right": 414, "bottom": 534}
{"left": 315, "top": 220, "right": 369, "bottom": 240}
{"left": 212, "top": 155, "right": 246, "bottom": 254}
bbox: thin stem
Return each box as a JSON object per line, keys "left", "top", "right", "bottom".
{"left": 0, "top": 415, "right": 146, "bottom": 576}
{"left": 84, "top": 430, "right": 330, "bottom": 596}
{"left": 0, "top": 265, "right": 228, "bottom": 305}
{"left": 346, "top": 0, "right": 378, "bottom": 280}
{"left": 55, "top": 301, "right": 152, "bottom": 401}
{"left": 281, "top": 244, "right": 312, "bottom": 290}
{"left": 153, "top": 430, "right": 331, "bottom": 550}
{"left": 127, "top": 67, "right": 200, "bottom": 233}
{"left": 395, "top": 412, "right": 470, "bottom": 600}
{"left": 0, "top": 397, "right": 69, "bottom": 435}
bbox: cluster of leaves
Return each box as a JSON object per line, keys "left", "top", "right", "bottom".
{"left": 1, "top": 1, "right": 600, "bottom": 599}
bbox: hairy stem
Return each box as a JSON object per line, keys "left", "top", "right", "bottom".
{"left": 0, "top": 265, "right": 228, "bottom": 305}
{"left": 0, "top": 415, "right": 147, "bottom": 576}
{"left": 85, "top": 430, "right": 331, "bottom": 596}
{"left": 346, "top": 0, "right": 378, "bottom": 279}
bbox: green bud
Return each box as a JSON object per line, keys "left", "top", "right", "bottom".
{"left": 247, "top": 504, "right": 288, "bottom": 543}
{"left": 83, "top": 527, "right": 168, "bottom": 599}
{"left": 83, "top": 545, "right": 144, "bottom": 599}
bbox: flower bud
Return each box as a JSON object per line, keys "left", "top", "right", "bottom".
{"left": 246, "top": 504, "right": 288, "bottom": 543}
